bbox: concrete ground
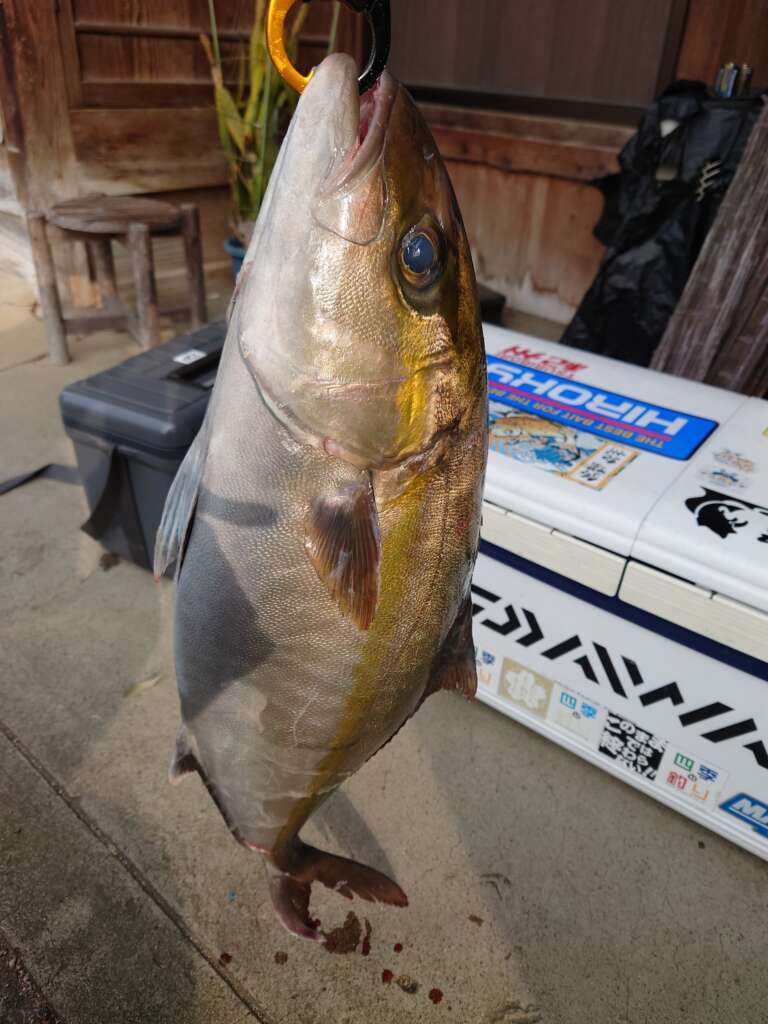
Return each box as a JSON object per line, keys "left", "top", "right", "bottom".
{"left": 2, "top": 271, "right": 767, "bottom": 1024}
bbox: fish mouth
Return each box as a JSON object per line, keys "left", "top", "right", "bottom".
{"left": 322, "top": 68, "right": 397, "bottom": 193}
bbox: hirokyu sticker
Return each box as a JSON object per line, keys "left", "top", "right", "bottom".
{"left": 475, "top": 645, "right": 502, "bottom": 693}
{"left": 719, "top": 793, "right": 768, "bottom": 839}
{"left": 548, "top": 684, "right": 606, "bottom": 745}
{"left": 598, "top": 712, "right": 666, "bottom": 780}
{"left": 486, "top": 355, "right": 718, "bottom": 460}
{"left": 657, "top": 748, "right": 727, "bottom": 807}
{"left": 684, "top": 488, "right": 768, "bottom": 544}
{"left": 498, "top": 658, "right": 553, "bottom": 719}
{"left": 488, "top": 404, "right": 636, "bottom": 489}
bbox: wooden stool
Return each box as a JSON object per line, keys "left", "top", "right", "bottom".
{"left": 28, "top": 195, "right": 208, "bottom": 364}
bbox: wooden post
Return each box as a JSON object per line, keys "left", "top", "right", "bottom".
{"left": 128, "top": 223, "right": 160, "bottom": 348}
{"left": 88, "top": 238, "right": 119, "bottom": 310}
{"left": 26, "top": 213, "right": 70, "bottom": 365}
{"left": 180, "top": 203, "right": 207, "bottom": 328}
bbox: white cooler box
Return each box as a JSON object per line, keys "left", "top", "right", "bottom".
{"left": 475, "top": 324, "right": 768, "bottom": 860}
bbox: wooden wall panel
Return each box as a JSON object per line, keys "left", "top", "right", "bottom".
{"left": 70, "top": 108, "right": 226, "bottom": 193}
{"left": 3, "top": 0, "right": 78, "bottom": 207}
{"left": 390, "top": 0, "right": 685, "bottom": 109}
{"left": 422, "top": 105, "right": 630, "bottom": 324}
{"left": 676, "top": 0, "right": 768, "bottom": 87}
{"left": 76, "top": 34, "right": 233, "bottom": 83}
{"left": 73, "top": 0, "right": 254, "bottom": 31}
{"left": 449, "top": 161, "right": 606, "bottom": 324}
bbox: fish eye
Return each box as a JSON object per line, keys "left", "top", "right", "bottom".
{"left": 398, "top": 225, "right": 441, "bottom": 287}
{"left": 403, "top": 233, "right": 435, "bottom": 274}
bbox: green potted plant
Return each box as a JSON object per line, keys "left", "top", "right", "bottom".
{"left": 202, "top": 0, "right": 339, "bottom": 275}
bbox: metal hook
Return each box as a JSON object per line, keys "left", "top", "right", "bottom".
{"left": 266, "top": 0, "right": 391, "bottom": 95}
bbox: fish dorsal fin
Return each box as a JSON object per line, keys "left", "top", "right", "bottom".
{"left": 304, "top": 480, "right": 381, "bottom": 630}
{"left": 153, "top": 411, "right": 211, "bottom": 579}
{"left": 429, "top": 593, "right": 477, "bottom": 699}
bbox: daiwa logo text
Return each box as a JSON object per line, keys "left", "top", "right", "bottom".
{"left": 486, "top": 357, "right": 718, "bottom": 460}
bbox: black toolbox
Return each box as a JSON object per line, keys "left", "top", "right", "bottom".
{"left": 59, "top": 321, "right": 226, "bottom": 570}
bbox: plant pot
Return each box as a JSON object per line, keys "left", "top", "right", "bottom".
{"left": 224, "top": 236, "right": 246, "bottom": 279}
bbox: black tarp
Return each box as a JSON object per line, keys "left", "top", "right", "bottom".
{"left": 561, "top": 82, "right": 763, "bottom": 366}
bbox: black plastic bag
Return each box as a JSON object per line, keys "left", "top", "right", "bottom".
{"left": 562, "top": 82, "right": 762, "bottom": 366}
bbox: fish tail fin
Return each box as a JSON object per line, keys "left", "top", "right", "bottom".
{"left": 267, "top": 841, "right": 408, "bottom": 940}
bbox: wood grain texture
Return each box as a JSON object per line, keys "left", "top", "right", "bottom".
{"left": 448, "top": 159, "right": 606, "bottom": 323}
{"left": 651, "top": 101, "right": 768, "bottom": 395}
{"left": 72, "top": 0, "right": 255, "bottom": 31}
{"left": 0, "top": 0, "right": 26, "bottom": 203}
{"left": 49, "top": 196, "right": 182, "bottom": 233}
{"left": 676, "top": 0, "right": 768, "bottom": 88}
{"left": 27, "top": 213, "right": 70, "bottom": 364}
{"left": 129, "top": 221, "right": 161, "bottom": 348}
{"left": 3, "top": 0, "right": 78, "bottom": 206}
{"left": 390, "top": 0, "right": 683, "bottom": 109}
{"left": 420, "top": 105, "right": 627, "bottom": 323}
{"left": 70, "top": 107, "right": 226, "bottom": 192}
{"left": 181, "top": 203, "right": 207, "bottom": 327}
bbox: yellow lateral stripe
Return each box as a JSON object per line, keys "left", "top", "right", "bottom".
{"left": 275, "top": 474, "right": 428, "bottom": 850}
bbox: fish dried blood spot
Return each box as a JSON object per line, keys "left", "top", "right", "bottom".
{"left": 218, "top": 952, "right": 232, "bottom": 966}
{"left": 322, "top": 911, "right": 362, "bottom": 955}
{"left": 393, "top": 943, "right": 403, "bottom": 953}
{"left": 429, "top": 988, "right": 444, "bottom": 1005}
{"left": 382, "top": 969, "right": 394, "bottom": 984}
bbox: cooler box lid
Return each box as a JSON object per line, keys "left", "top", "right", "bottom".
{"left": 59, "top": 321, "right": 226, "bottom": 456}
{"left": 631, "top": 396, "right": 768, "bottom": 614}
{"left": 481, "top": 325, "right": 768, "bottom": 658}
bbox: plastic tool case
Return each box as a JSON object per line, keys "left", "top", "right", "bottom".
{"left": 59, "top": 321, "right": 225, "bottom": 569}
{"left": 476, "top": 324, "right": 768, "bottom": 861}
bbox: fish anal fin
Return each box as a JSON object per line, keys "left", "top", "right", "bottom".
{"left": 304, "top": 480, "right": 380, "bottom": 630}
{"left": 429, "top": 593, "right": 478, "bottom": 701}
{"left": 168, "top": 725, "right": 199, "bottom": 785}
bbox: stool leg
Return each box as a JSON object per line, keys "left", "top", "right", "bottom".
{"left": 128, "top": 223, "right": 160, "bottom": 348}
{"left": 89, "top": 238, "right": 119, "bottom": 310}
{"left": 180, "top": 203, "right": 207, "bottom": 328}
{"left": 27, "top": 213, "right": 70, "bottom": 365}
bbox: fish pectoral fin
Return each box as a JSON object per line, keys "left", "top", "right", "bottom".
{"left": 429, "top": 592, "right": 478, "bottom": 700}
{"left": 153, "top": 409, "right": 211, "bottom": 579}
{"left": 168, "top": 725, "right": 199, "bottom": 785}
{"left": 304, "top": 479, "right": 381, "bottom": 630}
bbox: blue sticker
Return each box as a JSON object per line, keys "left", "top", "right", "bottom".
{"left": 720, "top": 793, "right": 768, "bottom": 838}
{"left": 486, "top": 356, "right": 718, "bottom": 460}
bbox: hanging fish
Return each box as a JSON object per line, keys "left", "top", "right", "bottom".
{"left": 155, "top": 53, "right": 487, "bottom": 940}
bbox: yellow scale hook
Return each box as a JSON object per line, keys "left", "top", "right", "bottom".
{"left": 266, "top": 0, "right": 313, "bottom": 95}
{"left": 266, "top": 0, "right": 391, "bottom": 96}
